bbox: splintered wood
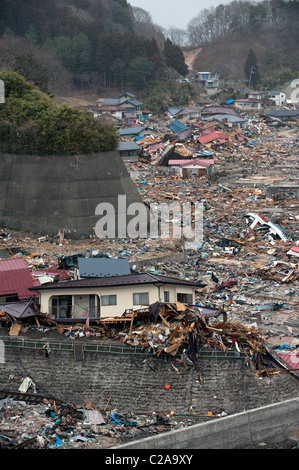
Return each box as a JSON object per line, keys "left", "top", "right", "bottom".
{"left": 115, "top": 302, "right": 274, "bottom": 377}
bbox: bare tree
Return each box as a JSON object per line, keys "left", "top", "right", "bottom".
{"left": 132, "top": 6, "right": 153, "bottom": 25}
{"left": 163, "top": 27, "right": 188, "bottom": 47}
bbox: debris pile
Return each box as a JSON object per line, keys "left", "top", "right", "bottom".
{"left": 0, "top": 394, "right": 198, "bottom": 449}
{"left": 113, "top": 301, "right": 283, "bottom": 380}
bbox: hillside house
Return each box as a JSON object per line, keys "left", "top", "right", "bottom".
{"left": 92, "top": 104, "right": 125, "bottom": 121}
{"left": 267, "top": 91, "right": 286, "bottom": 107}
{"left": 98, "top": 92, "right": 143, "bottom": 119}
{"left": 247, "top": 90, "right": 286, "bottom": 107}
{"left": 194, "top": 72, "right": 219, "bottom": 95}
{"left": 31, "top": 273, "right": 204, "bottom": 319}
{"left": 247, "top": 91, "right": 268, "bottom": 100}
{"left": 234, "top": 99, "right": 266, "bottom": 112}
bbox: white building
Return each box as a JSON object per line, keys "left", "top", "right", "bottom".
{"left": 31, "top": 273, "right": 204, "bottom": 319}
{"left": 267, "top": 91, "right": 286, "bottom": 107}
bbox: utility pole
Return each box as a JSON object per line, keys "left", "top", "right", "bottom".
{"left": 248, "top": 66, "right": 255, "bottom": 89}
{"left": 0, "top": 80, "right": 4, "bottom": 104}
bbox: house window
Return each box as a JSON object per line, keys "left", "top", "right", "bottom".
{"left": 51, "top": 295, "right": 72, "bottom": 318}
{"left": 101, "top": 295, "right": 117, "bottom": 306}
{"left": 164, "top": 291, "right": 170, "bottom": 302}
{"left": 177, "top": 293, "right": 193, "bottom": 304}
{"left": 133, "top": 292, "right": 149, "bottom": 306}
{"left": 89, "top": 294, "right": 100, "bottom": 318}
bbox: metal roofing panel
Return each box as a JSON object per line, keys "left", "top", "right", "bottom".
{"left": 0, "top": 300, "right": 37, "bottom": 319}
{"left": 198, "top": 131, "right": 226, "bottom": 144}
{"left": 0, "top": 257, "right": 40, "bottom": 299}
{"left": 118, "top": 141, "right": 140, "bottom": 151}
{"left": 78, "top": 258, "right": 131, "bottom": 278}
{"left": 167, "top": 120, "right": 189, "bottom": 135}
{"left": 119, "top": 127, "right": 145, "bottom": 135}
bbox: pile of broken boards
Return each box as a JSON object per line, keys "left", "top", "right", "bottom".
{"left": 0, "top": 395, "right": 193, "bottom": 449}
{"left": 114, "top": 301, "right": 280, "bottom": 379}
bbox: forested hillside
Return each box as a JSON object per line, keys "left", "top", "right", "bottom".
{"left": 168, "top": 0, "right": 299, "bottom": 83}
{"left": 0, "top": 0, "right": 188, "bottom": 96}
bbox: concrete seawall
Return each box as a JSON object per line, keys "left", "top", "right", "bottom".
{"left": 116, "top": 397, "right": 299, "bottom": 449}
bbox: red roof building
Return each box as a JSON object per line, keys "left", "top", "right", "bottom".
{"left": 0, "top": 257, "right": 41, "bottom": 302}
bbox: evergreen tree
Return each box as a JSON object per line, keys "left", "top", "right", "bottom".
{"left": 163, "top": 39, "right": 188, "bottom": 76}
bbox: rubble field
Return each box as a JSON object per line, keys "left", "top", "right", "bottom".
{"left": 0, "top": 111, "right": 298, "bottom": 449}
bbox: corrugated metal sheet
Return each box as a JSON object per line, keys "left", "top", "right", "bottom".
{"left": 167, "top": 120, "right": 190, "bottom": 135}
{"left": 78, "top": 258, "right": 131, "bottom": 278}
{"left": 198, "top": 131, "right": 226, "bottom": 144}
{"left": 0, "top": 257, "right": 40, "bottom": 300}
{"left": 119, "top": 127, "right": 145, "bottom": 136}
{"left": 0, "top": 300, "right": 37, "bottom": 319}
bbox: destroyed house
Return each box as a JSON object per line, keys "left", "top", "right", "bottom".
{"left": 205, "top": 114, "right": 247, "bottom": 130}
{"left": 31, "top": 273, "right": 204, "bottom": 320}
{"left": 264, "top": 110, "right": 299, "bottom": 122}
{"left": 0, "top": 257, "right": 40, "bottom": 304}
{"left": 201, "top": 105, "right": 239, "bottom": 117}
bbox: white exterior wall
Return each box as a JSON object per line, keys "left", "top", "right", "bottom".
{"left": 39, "top": 284, "right": 195, "bottom": 319}
{"left": 269, "top": 92, "right": 286, "bottom": 106}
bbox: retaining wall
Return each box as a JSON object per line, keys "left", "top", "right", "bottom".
{"left": 0, "top": 335, "right": 298, "bottom": 418}
{"left": 0, "top": 152, "right": 143, "bottom": 236}
{"left": 116, "top": 397, "right": 299, "bottom": 449}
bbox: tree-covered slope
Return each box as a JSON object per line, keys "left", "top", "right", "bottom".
{"left": 0, "top": 71, "right": 118, "bottom": 155}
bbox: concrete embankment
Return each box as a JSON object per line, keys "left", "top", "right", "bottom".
{"left": 116, "top": 397, "right": 299, "bottom": 449}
